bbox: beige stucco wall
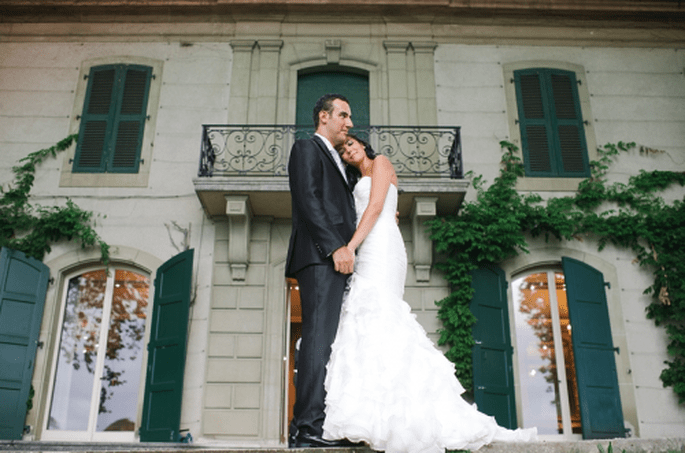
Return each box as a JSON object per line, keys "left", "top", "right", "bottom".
{"left": 1, "top": 21, "right": 684, "bottom": 444}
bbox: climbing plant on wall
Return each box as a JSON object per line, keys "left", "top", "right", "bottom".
{"left": 428, "top": 141, "right": 685, "bottom": 401}
{"left": 0, "top": 134, "right": 109, "bottom": 263}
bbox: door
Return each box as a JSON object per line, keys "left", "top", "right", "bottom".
{"left": 470, "top": 266, "right": 518, "bottom": 429}
{"left": 296, "top": 69, "right": 370, "bottom": 136}
{"left": 562, "top": 257, "right": 625, "bottom": 439}
{"left": 0, "top": 248, "right": 50, "bottom": 440}
{"left": 512, "top": 269, "right": 581, "bottom": 437}
{"left": 139, "top": 249, "right": 193, "bottom": 442}
{"left": 44, "top": 266, "right": 151, "bottom": 441}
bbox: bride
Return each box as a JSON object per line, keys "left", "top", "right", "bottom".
{"left": 322, "top": 134, "right": 537, "bottom": 453}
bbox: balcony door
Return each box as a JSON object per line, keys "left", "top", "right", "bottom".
{"left": 296, "top": 69, "right": 369, "bottom": 134}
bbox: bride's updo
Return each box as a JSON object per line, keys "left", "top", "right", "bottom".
{"left": 338, "top": 133, "right": 377, "bottom": 188}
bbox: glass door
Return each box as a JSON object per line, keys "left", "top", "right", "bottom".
{"left": 43, "top": 267, "right": 150, "bottom": 441}
{"left": 512, "top": 270, "right": 582, "bottom": 438}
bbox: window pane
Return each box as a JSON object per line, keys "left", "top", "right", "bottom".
{"left": 96, "top": 270, "right": 149, "bottom": 432}
{"left": 48, "top": 270, "right": 107, "bottom": 431}
{"left": 513, "top": 272, "right": 561, "bottom": 434}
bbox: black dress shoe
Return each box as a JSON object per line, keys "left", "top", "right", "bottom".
{"left": 293, "top": 433, "right": 362, "bottom": 448}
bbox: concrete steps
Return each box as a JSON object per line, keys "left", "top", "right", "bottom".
{"left": 1, "top": 439, "right": 684, "bottom": 453}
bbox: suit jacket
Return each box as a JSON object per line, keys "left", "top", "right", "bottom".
{"left": 286, "top": 135, "right": 357, "bottom": 278}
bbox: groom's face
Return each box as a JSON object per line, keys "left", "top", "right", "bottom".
{"left": 319, "top": 99, "right": 353, "bottom": 147}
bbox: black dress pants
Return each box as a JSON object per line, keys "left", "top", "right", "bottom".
{"left": 292, "top": 262, "right": 349, "bottom": 438}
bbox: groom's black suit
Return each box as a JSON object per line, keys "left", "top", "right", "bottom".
{"left": 286, "top": 135, "right": 356, "bottom": 440}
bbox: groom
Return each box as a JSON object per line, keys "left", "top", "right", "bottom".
{"left": 286, "top": 94, "right": 357, "bottom": 448}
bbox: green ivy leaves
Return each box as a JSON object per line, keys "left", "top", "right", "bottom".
{"left": 429, "top": 140, "right": 685, "bottom": 402}
{"left": 1, "top": 135, "right": 109, "bottom": 264}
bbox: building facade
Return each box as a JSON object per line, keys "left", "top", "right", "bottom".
{"left": 1, "top": 0, "right": 684, "bottom": 445}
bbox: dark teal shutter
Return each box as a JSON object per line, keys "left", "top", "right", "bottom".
{"left": 470, "top": 266, "right": 518, "bottom": 429}
{"left": 562, "top": 257, "right": 625, "bottom": 439}
{"left": 0, "top": 248, "right": 49, "bottom": 440}
{"left": 296, "top": 70, "right": 369, "bottom": 138}
{"left": 73, "top": 64, "right": 151, "bottom": 174}
{"left": 140, "top": 249, "right": 193, "bottom": 442}
{"left": 514, "top": 68, "right": 589, "bottom": 178}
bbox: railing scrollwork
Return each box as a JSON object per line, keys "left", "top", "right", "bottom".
{"left": 199, "top": 125, "right": 462, "bottom": 179}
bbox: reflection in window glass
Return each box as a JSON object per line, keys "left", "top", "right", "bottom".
{"left": 47, "top": 269, "right": 149, "bottom": 434}
{"left": 48, "top": 271, "right": 106, "bottom": 430}
{"left": 97, "top": 270, "right": 149, "bottom": 432}
{"left": 513, "top": 271, "right": 580, "bottom": 435}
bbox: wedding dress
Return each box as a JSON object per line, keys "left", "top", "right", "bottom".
{"left": 323, "top": 176, "right": 537, "bottom": 453}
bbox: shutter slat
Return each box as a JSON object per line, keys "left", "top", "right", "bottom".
{"left": 526, "top": 125, "right": 552, "bottom": 172}
{"left": 551, "top": 74, "right": 577, "bottom": 120}
{"left": 519, "top": 74, "right": 545, "bottom": 119}
{"left": 558, "top": 125, "right": 585, "bottom": 173}
{"left": 121, "top": 69, "right": 149, "bottom": 115}
{"left": 76, "top": 121, "right": 108, "bottom": 169}
{"left": 86, "top": 69, "right": 116, "bottom": 115}
{"left": 112, "top": 121, "right": 143, "bottom": 168}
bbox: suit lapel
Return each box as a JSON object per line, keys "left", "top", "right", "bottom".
{"left": 312, "top": 135, "right": 352, "bottom": 193}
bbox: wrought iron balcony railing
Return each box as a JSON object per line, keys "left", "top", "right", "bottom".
{"left": 199, "top": 125, "right": 462, "bottom": 179}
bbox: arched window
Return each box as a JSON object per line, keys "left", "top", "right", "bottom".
{"left": 44, "top": 266, "right": 150, "bottom": 441}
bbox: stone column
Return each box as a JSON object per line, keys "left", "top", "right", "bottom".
{"left": 254, "top": 40, "right": 283, "bottom": 124}
{"left": 229, "top": 40, "right": 256, "bottom": 124}
{"left": 384, "top": 41, "right": 411, "bottom": 125}
{"left": 412, "top": 42, "right": 438, "bottom": 126}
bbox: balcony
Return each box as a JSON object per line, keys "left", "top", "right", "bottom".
{"left": 193, "top": 125, "right": 468, "bottom": 219}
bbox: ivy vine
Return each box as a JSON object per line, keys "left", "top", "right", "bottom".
{"left": 0, "top": 134, "right": 109, "bottom": 264}
{"left": 428, "top": 141, "right": 685, "bottom": 402}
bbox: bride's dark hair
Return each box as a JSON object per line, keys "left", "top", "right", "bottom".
{"left": 338, "top": 133, "right": 377, "bottom": 188}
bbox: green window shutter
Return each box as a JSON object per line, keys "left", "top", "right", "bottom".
{"left": 140, "top": 249, "right": 193, "bottom": 442}
{"left": 470, "top": 266, "right": 518, "bottom": 429}
{"left": 514, "top": 68, "right": 589, "bottom": 178}
{"left": 73, "top": 64, "right": 151, "bottom": 174}
{"left": 0, "top": 248, "right": 49, "bottom": 440}
{"left": 296, "top": 70, "right": 369, "bottom": 138}
{"left": 562, "top": 257, "right": 625, "bottom": 439}
{"left": 73, "top": 66, "right": 117, "bottom": 172}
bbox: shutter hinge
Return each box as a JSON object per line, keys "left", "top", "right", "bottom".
{"left": 69, "top": 158, "right": 74, "bottom": 164}
{"left": 84, "top": 74, "right": 88, "bottom": 80}
{"left": 577, "top": 79, "right": 582, "bottom": 85}
{"left": 510, "top": 78, "right": 515, "bottom": 83}
{"left": 514, "top": 118, "right": 519, "bottom": 124}
{"left": 604, "top": 281, "right": 611, "bottom": 289}
{"left": 140, "top": 159, "right": 145, "bottom": 165}
{"left": 583, "top": 120, "right": 590, "bottom": 126}
{"left": 76, "top": 115, "right": 81, "bottom": 120}
{"left": 36, "top": 340, "right": 44, "bottom": 349}
{"left": 152, "top": 74, "right": 156, "bottom": 79}
{"left": 614, "top": 347, "right": 620, "bottom": 354}
{"left": 146, "top": 115, "right": 151, "bottom": 121}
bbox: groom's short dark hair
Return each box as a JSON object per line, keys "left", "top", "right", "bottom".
{"left": 313, "top": 93, "right": 349, "bottom": 128}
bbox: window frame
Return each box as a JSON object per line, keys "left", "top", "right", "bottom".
{"left": 503, "top": 62, "right": 598, "bottom": 192}
{"left": 60, "top": 57, "right": 163, "bottom": 188}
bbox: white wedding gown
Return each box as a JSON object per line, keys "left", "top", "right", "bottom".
{"left": 323, "top": 176, "right": 537, "bottom": 453}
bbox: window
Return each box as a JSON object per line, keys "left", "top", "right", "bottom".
{"left": 73, "top": 64, "right": 152, "bottom": 174}
{"left": 44, "top": 267, "right": 150, "bottom": 441}
{"left": 61, "top": 58, "right": 162, "bottom": 188}
{"left": 513, "top": 68, "right": 590, "bottom": 178}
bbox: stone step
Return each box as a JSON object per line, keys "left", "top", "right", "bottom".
{"left": 1, "top": 439, "right": 684, "bottom": 453}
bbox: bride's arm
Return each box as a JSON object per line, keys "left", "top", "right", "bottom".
{"left": 347, "top": 155, "right": 397, "bottom": 252}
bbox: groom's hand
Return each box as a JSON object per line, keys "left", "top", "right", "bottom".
{"left": 332, "top": 246, "right": 354, "bottom": 274}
